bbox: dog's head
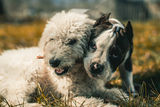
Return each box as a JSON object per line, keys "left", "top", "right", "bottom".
{"left": 39, "top": 11, "right": 93, "bottom": 76}
{"left": 84, "top": 13, "right": 133, "bottom": 82}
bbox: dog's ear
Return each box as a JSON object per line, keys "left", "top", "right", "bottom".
{"left": 93, "top": 12, "right": 111, "bottom": 27}
{"left": 107, "top": 12, "right": 111, "bottom": 19}
{"left": 124, "top": 21, "right": 133, "bottom": 43}
{"left": 104, "top": 12, "right": 111, "bottom": 20}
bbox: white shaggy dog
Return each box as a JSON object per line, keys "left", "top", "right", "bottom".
{"left": 0, "top": 11, "right": 127, "bottom": 107}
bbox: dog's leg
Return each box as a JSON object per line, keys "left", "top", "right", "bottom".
{"left": 71, "top": 96, "right": 117, "bottom": 107}
{"left": 0, "top": 79, "right": 39, "bottom": 107}
{"left": 119, "top": 50, "right": 135, "bottom": 95}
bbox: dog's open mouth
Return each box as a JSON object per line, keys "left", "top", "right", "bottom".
{"left": 54, "top": 67, "right": 69, "bottom": 75}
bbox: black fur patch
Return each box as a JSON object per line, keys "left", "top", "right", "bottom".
{"left": 124, "top": 47, "right": 133, "bottom": 72}
{"left": 108, "top": 28, "right": 130, "bottom": 71}
{"left": 90, "top": 13, "right": 113, "bottom": 41}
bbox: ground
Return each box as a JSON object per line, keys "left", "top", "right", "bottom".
{"left": 0, "top": 20, "right": 160, "bottom": 106}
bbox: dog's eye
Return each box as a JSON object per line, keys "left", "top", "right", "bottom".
{"left": 89, "top": 41, "right": 97, "bottom": 52}
{"left": 49, "top": 38, "right": 54, "bottom": 41}
{"left": 111, "top": 53, "right": 119, "bottom": 58}
{"left": 67, "top": 39, "right": 77, "bottom": 45}
{"left": 109, "top": 46, "right": 120, "bottom": 59}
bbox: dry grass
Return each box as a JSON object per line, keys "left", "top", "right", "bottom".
{"left": 0, "top": 21, "right": 45, "bottom": 53}
{"left": 0, "top": 20, "right": 160, "bottom": 106}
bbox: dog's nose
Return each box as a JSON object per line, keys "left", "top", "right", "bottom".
{"left": 90, "top": 62, "right": 104, "bottom": 74}
{"left": 49, "top": 58, "right": 61, "bottom": 67}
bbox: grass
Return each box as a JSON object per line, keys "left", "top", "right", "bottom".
{"left": 0, "top": 21, "right": 45, "bottom": 53}
{"left": 0, "top": 20, "right": 160, "bottom": 106}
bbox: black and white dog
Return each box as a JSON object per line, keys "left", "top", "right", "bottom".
{"left": 84, "top": 13, "right": 135, "bottom": 95}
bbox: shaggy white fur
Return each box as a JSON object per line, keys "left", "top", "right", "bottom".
{"left": 0, "top": 47, "right": 43, "bottom": 106}
{"left": 0, "top": 11, "right": 127, "bottom": 107}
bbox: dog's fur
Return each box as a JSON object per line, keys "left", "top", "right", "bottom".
{"left": 84, "top": 13, "right": 135, "bottom": 94}
{"left": 0, "top": 11, "right": 127, "bottom": 107}
{"left": 0, "top": 47, "right": 43, "bottom": 107}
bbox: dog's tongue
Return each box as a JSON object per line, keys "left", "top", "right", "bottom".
{"left": 55, "top": 68, "right": 64, "bottom": 74}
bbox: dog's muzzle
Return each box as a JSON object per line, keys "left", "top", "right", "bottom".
{"left": 54, "top": 67, "right": 69, "bottom": 75}
{"left": 90, "top": 62, "right": 104, "bottom": 76}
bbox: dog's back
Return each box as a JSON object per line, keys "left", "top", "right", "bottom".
{"left": 0, "top": 47, "right": 44, "bottom": 105}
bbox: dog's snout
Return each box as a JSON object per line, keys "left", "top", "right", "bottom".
{"left": 49, "top": 58, "right": 61, "bottom": 67}
{"left": 90, "top": 62, "right": 104, "bottom": 74}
